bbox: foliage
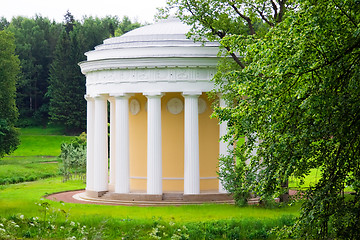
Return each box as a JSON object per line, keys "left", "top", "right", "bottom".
{"left": 115, "top": 16, "right": 142, "bottom": 36}
{"left": 7, "top": 16, "right": 62, "bottom": 126}
{"left": 2, "top": 14, "right": 141, "bottom": 129}
{"left": 48, "top": 12, "right": 142, "bottom": 133}
{"left": 60, "top": 133, "right": 87, "bottom": 182}
{"left": 0, "top": 202, "right": 102, "bottom": 240}
{"left": 164, "top": 0, "right": 360, "bottom": 239}
{"left": 0, "top": 30, "right": 20, "bottom": 158}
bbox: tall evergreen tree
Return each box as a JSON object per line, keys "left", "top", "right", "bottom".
{"left": 0, "top": 30, "right": 20, "bottom": 157}
{"left": 48, "top": 13, "right": 141, "bottom": 133}
{"left": 48, "top": 12, "right": 86, "bottom": 133}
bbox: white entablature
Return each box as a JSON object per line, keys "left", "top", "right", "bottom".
{"left": 79, "top": 17, "right": 220, "bottom": 96}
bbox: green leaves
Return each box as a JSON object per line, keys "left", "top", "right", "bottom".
{"left": 167, "top": 0, "right": 360, "bottom": 238}
{"left": 0, "top": 30, "right": 20, "bottom": 158}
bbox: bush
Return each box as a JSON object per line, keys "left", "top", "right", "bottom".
{"left": 60, "top": 132, "right": 86, "bottom": 182}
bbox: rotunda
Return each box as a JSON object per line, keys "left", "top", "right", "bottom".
{"left": 79, "top": 18, "right": 231, "bottom": 203}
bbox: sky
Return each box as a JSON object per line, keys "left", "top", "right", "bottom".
{"left": 1, "top": 0, "right": 168, "bottom": 24}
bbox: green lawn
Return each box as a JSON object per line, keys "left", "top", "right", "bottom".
{"left": 0, "top": 128, "right": 301, "bottom": 239}
{"left": 0, "top": 126, "right": 72, "bottom": 185}
{"left": 11, "top": 126, "right": 73, "bottom": 157}
{"left": 0, "top": 177, "right": 300, "bottom": 222}
{"left": 0, "top": 156, "right": 60, "bottom": 184}
{"left": 0, "top": 177, "right": 300, "bottom": 239}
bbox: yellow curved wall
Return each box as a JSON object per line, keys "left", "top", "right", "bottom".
{"left": 129, "top": 92, "right": 219, "bottom": 192}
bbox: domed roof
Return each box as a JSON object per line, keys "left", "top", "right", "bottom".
{"left": 95, "top": 17, "right": 218, "bottom": 50}
{"left": 79, "top": 17, "right": 220, "bottom": 96}
{"left": 84, "top": 17, "right": 219, "bottom": 61}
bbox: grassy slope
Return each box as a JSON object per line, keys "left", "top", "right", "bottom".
{"left": 11, "top": 126, "right": 73, "bottom": 157}
{"left": 0, "top": 126, "right": 73, "bottom": 185}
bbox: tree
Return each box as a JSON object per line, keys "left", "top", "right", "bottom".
{"left": 48, "top": 13, "right": 140, "bottom": 133}
{"left": 48, "top": 12, "right": 86, "bottom": 133}
{"left": 0, "top": 30, "right": 20, "bottom": 157}
{"left": 164, "top": 0, "right": 360, "bottom": 238}
{"left": 115, "top": 16, "right": 141, "bottom": 36}
{"left": 0, "top": 17, "right": 9, "bottom": 30}
{"left": 7, "top": 16, "right": 62, "bottom": 126}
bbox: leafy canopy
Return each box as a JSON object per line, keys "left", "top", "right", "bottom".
{"left": 163, "top": 0, "right": 360, "bottom": 238}
{"left": 0, "top": 30, "right": 20, "bottom": 157}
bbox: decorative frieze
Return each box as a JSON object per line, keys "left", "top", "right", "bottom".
{"left": 86, "top": 67, "right": 217, "bottom": 87}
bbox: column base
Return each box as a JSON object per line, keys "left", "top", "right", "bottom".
{"left": 86, "top": 190, "right": 108, "bottom": 198}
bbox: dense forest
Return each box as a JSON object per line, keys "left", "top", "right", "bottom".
{"left": 0, "top": 12, "right": 141, "bottom": 133}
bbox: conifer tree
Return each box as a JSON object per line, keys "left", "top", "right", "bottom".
{"left": 48, "top": 12, "right": 86, "bottom": 133}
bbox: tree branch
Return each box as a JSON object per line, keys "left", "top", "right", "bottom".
{"left": 270, "top": 0, "right": 278, "bottom": 20}
{"left": 184, "top": 1, "right": 247, "bottom": 69}
{"left": 276, "top": 0, "right": 287, "bottom": 23}
{"left": 229, "top": 3, "right": 256, "bottom": 35}
{"left": 331, "top": 0, "right": 358, "bottom": 27}
{"left": 249, "top": 3, "right": 275, "bottom": 27}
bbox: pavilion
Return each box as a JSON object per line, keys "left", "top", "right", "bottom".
{"left": 78, "top": 17, "right": 232, "bottom": 203}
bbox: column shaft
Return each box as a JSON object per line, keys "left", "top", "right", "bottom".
{"left": 85, "top": 95, "right": 94, "bottom": 191}
{"left": 109, "top": 98, "right": 116, "bottom": 186}
{"left": 114, "top": 95, "right": 131, "bottom": 193}
{"left": 93, "top": 95, "right": 108, "bottom": 192}
{"left": 219, "top": 97, "right": 229, "bottom": 193}
{"left": 146, "top": 93, "right": 163, "bottom": 194}
{"left": 183, "top": 92, "right": 201, "bottom": 194}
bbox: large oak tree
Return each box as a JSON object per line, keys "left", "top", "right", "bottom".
{"left": 163, "top": 0, "right": 360, "bottom": 238}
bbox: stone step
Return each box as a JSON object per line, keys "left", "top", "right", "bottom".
{"left": 162, "top": 193, "right": 183, "bottom": 201}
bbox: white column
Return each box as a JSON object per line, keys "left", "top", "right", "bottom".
{"left": 93, "top": 94, "right": 109, "bottom": 192}
{"left": 219, "top": 96, "right": 229, "bottom": 193}
{"left": 85, "top": 95, "right": 94, "bottom": 191}
{"left": 183, "top": 92, "right": 201, "bottom": 194}
{"left": 108, "top": 97, "right": 116, "bottom": 187}
{"left": 114, "top": 94, "right": 131, "bottom": 193}
{"left": 145, "top": 93, "right": 163, "bottom": 195}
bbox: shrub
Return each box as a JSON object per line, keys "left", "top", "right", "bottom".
{"left": 60, "top": 132, "right": 87, "bottom": 182}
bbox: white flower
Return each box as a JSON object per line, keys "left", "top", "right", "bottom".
{"left": 0, "top": 228, "right": 5, "bottom": 232}
{"left": 19, "top": 215, "right": 24, "bottom": 219}
{"left": 70, "top": 221, "right": 75, "bottom": 226}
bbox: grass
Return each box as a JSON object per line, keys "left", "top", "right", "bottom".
{"left": 0, "top": 156, "right": 60, "bottom": 184}
{"left": 10, "top": 126, "right": 73, "bottom": 157}
{"left": 0, "top": 127, "right": 300, "bottom": 239}
{"left": 0, "top": 126, "right": 72, "bottom": 185}
{"left": 0, "top": 177, "right": 299, "bottom": 239}
{"left": 0, "top": 177, "right": 300, "bottom": 222}
{"left": 19, "top": 126, "right": 66, "bottom": 135}
{"left": 289, "top": 168, "right": 322, "bottom": 190}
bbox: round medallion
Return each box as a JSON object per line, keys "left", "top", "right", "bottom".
{"left": 167, "top": 98, "right": 183, "bottom": 115}
{"left": 129, "top": 99, "right": 140, "bottom": 115}
{"left": 198, "top": 98, "right": 207, "bottom": 114}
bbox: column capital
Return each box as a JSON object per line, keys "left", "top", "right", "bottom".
{"left": 144, "top": 92, "right": 164, "bottom": 98}
{"left": 110, "top": 93, "right": 134, "bottom": 99}
{"left": 84, "top": 94, "right": 93, "bottom": 101}
{"left": 182, "top": 91, "right": 202, "bottom": 97}
{"left": 93, "top": 94, "right": 108, "bottom": 100}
